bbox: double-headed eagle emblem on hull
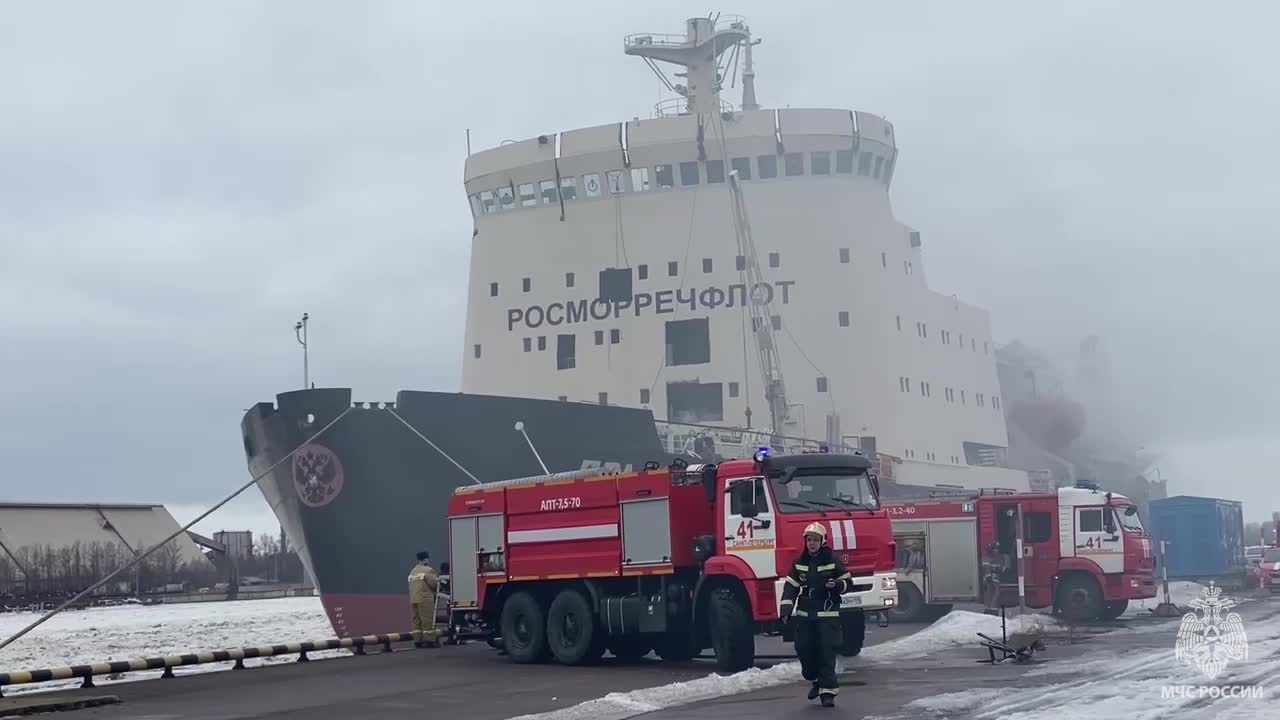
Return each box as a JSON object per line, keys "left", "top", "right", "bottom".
{"left": 293, "top": 443, "right": 346, "bottom": 508}
{"left": 1174, "top": 581, "right": 1248, "bottom": 680}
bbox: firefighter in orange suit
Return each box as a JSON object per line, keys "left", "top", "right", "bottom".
{"left": 408, "top": 551, "right": 439, "bottom": 647}
{"left": 779, "top": 522, "right": 853, "bottom": 707}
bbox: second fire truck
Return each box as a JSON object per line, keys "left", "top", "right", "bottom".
{"left": 886, "top": 481, "right": 1157, "bottom": 622}
{"left": 445, "top": 449, "right": 898, "bottom": 672}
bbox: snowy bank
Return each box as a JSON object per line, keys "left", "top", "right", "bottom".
{"left": 509, "top": 609, "right": 1056, "bottom": 720}
{"left": 0, "top": 596, "right": 341, "bottom": 695}
{"left": 1125, "top": 580, "right": 1208, "bottom": 616}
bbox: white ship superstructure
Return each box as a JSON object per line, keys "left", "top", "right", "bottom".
{"left": 459, "top": 16, "right": 1030, "bottom": 492}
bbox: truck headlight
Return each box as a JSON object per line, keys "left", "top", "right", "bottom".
{"left": 881, "top": 577, "right": 897, "bottom": 591}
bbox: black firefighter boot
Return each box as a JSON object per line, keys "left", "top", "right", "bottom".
{"left": 807, "top": 683, "right": 819, "bottom": 700}
{"left": 821, "top": 693, "right": 835, "bottom": 708}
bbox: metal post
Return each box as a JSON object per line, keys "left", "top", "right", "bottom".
{"left": 294, "top": 313, "right": 309, "bottom": 389}
{"left": 1015, "top": 503, "right": 1026, "bottom": 612}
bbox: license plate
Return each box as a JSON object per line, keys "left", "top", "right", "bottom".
{"left": 843, "top": 596, "right": 862, "bottom": 607}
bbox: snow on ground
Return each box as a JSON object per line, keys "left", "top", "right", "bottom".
{"left": 881, "top": 599, "right": 1280, "bottom": 720}
{"left": 1124, "top": 580, "right": 1208, "bottom": 617}
{"left": 509, "top": 610, "right": 1058, "bottom": 720}
{"left": 0, "top": 596, "right": 342, "bottom": 695}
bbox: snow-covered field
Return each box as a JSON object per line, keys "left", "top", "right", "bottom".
{"left": 0, "top": 596, "right": 342, "bottom": 695}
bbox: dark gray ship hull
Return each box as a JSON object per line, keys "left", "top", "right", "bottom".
{"left": 240, "top": 388, "right": 670, "bottom": 638}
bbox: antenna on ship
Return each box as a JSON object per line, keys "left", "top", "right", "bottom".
{"left": 741, "top": 29, "right": 761, "bottom": 111}
{"left": 624, "top": 15, "right": 754, "bottom": 116}
{"left": 514, "top": 420, "right": 550, "bottom": 474}
{"left": 294, "top": 312, "right": 309, "bottom": 389}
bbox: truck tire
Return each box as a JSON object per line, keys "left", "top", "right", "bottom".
{"left": 546, "top": 588, "right": 603, "bottom": 665}
{"left": 888, "top": 582, "right": 925, "bottom": 623}
{"left": 839, "top": 611, "right": 866, "bottom": 657}
{"left": 1056, "top": 574, "right": 1103, "bottom": 623}
{"left": 500, "top": 591, "right": 549, "bottom": 663}
{"left": 1099, "top": 599, "right": 1128, "bottom": 621}
{"left": 708, "top": 586, "right": 754, "bottom": 673}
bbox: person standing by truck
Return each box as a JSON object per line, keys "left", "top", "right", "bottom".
{"left": 407, "top": 550, "right": 439, "bottom": 647}
{"left": 780, "top": 522, "right": 854, "bottom": 708}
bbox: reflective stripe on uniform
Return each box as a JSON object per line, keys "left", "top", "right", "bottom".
{"left": 795, "top": 564, "right": 808, "bottom": 572}
{"left": 780, "top": 599, "right": 793, "bottom": 606}
{"left": 817, "top": 610, "right": 840, "bottom": 617}
{"left": 819, "top": 688, "right": 838, "bottom": 696}
{"left": 816, "top": 563, "right": 836, "bottom": 572}
{"left": 793, "top": 608, "right": 808, "bottom": 617}
{"left": 837, "top": 572, "right": 852, "bottom": 580}
{"left": 786, "top": 576, "right": 801, "bottom": 587}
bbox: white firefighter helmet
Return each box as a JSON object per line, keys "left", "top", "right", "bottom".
{"left": 803, "top": 522, "right": 826, "bottom": 541}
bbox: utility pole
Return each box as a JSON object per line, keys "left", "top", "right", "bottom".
{"left": 294, "top": 313, "right": 309, "bottom": 389}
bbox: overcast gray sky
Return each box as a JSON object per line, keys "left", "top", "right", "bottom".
{"left": 3, "top": 0, "right": 1278, "bottom": 536}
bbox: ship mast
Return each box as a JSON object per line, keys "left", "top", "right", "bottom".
{"left": 624, "top": 15, "right": 756, "bottom": 115}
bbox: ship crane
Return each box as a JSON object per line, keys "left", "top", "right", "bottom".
{"left": 727, "top": 170, "right": 789, "bottom": 440}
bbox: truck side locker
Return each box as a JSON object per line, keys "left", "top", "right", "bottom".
{"left": 449, "top": 517, "right": 479, "bottom": 607}
{"left": 926, "top": 518, "right": 980, "bottom": 602}
{"left": 621, "top": 497, "right": 673, "bottom": 566}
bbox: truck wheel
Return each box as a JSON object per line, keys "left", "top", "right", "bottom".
{"left": 1056, "top": 574, "right": 1103, "bottom": 623}
{"left": 1099, "top": 599, "right": 1128, "bottom": 621}
{"left": 839, "top": 611, "right": 866, "bottom": 657}
{"left": 708, "top": 586, "right": 754, "bottom": 673}
{"left": 888, "top": 582, "right": 926, "bottom": 623}
{"left": 500, "top": 591, "right": 549, "bottom": 663}
{"left": 546, "top": 588, "right": 603, "bottom": 665}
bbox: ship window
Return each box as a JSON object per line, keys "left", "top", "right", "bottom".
{"left": 706, "top": 159, "right": 725, "bottom": 184}
{"left": 583, "top": 173, "right": 602, "bottom": 198}
{"left": 784, "top": 152, "right": 804, "bottom": 176}
{"left": 560, "top": 176, "right": 578, "bottom": 200}
{"left": 594, "top": 330, "right": 604, "bottom": 345}
{"left": 666, "top": 381, "right": 723, "bottom": 423}
{"left": 810, "top": 151, "right": 831, "bottom": 175}
{"left": 599, "top": 392, "right": 608, "bottom": 405}
{"left": 883, "top": 155, "right": 896, "bottom": 184}
{"left": 610, "top": 329, "right": 621, "bottom": 344}
{"left": 729, "top": 382, "right": 739, "bottom": 397}
{"left": 839, "top": 311, "right": 850, "bottom": 327}
{"left": 607, "top": 170, "right": 626, "bottom": 194}
{"left": 523, "top": 338, "right": 532, "bottom": 352}
{"left": 702, "top": 258, "right": 713, "bottom": 273}
{"left": 556, "top": 334, "right": 575, "bottom": 370}
{"left": 497, "top": 186, "right": 515, "bottom": 210}
{"left": 665, "top": 318, "right": 710, "bottom": 366}
{"left": 537, "top": 336, "right": 547, "bottom": 351}
{"left": 769, "top": 252, "right": 780, "bottom": 268}
{"left": 836, "top": 150, "right": 854, "bottom": 174}
{"left": 489, "top": 282, "right": 498, "bottom": 297}
{"left": 874, "top": 156, "right": 884, "bottom": 179}
{"left": 558, "top": 395, "right": 568, "bottom": 402}
{"left": 881, "top": 252, "right": 887, "bottom": 268}
{"left": 565, "top": 272, "right": 575, "bottom": 288}
{"left": 668, "top": 261, "right": 678, "bottom": 277}
{"left": 518, "top": 183, "right": 537, "bottom": 206}
{"left": 474, "top": 344, "right": 481, "bottom": 359}
{"left": 816, "top": 376, "right": 828, "bottom": 393}
{"left": 839, "top": 248, "right": 850, "bottom": 263}
{"left": 961, "top": 390, "right": 966, "bottom": 404}
{"left": 896, "top": 315, "right": 901, "bottom": 331}
{"left": 735, "top": 255, "right": 745, "bottom": 271}
{"left": 540, "top": 180, "right": 558, "bottom": 204}
{"left": 731, "top": 157, "right": 752, "bottom": 180}
{"left": 679, "top": 161, "right": 700, "bottom": 186}
{"left": 771, "top": 315, "right": 782, "bottom": 330}
{"left": 638, "top": 264, "right": 649, "bottom": 280}
{"left": 858, "top": 152, "right": 872, "bottom": 176}
{"left": 479, "top": 190, "right": 497, "bottom": 213}
{"left": 522, "top": 277, "right": 531, "bottom": 292}
{"left": 640, "top": 388, "right": 650, "bottom": 404}
{"left": 757, "top": 154, "right": 778, "bottom": 179}
{"left": 631, "top": 167, "right": 650, "bottom": 192}
{"left": 655, "top": 164, "right": 674, "bottom": 189}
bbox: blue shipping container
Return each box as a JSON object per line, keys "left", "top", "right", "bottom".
{"left": 1149, "top": 495, "right": 1246, "bottom": 579}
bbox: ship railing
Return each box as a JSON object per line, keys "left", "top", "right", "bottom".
{"left": 655, "top": 419, "right": 873, "bottom": 462}
{"left": 623, "top": 32, "right": 690, "bottom": 51}
{"left": 653, "top": 97, "right": 736, "bottom": 118}
{"left": 0, "top": 631, "right": 436, "bottom": 696}
{"left": 713, "top": 14, "right": 749, "bottom": 31}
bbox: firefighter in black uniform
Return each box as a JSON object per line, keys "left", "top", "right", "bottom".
{"left": 779, "top": 522, "right": 853, "bottom": 707}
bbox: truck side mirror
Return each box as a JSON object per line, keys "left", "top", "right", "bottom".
{"left": 868, "top": 472, "right": 880, "bottom": 497}
{"left": 1103, "top": 510, "right": 1117, "bottom": 535}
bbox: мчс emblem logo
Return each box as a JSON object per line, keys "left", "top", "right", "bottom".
{"left": 293, "top": 443, "right": 345, "bottom": 507}
{"left": 1174, "top": 581, "right": 1248, "bottom": 681}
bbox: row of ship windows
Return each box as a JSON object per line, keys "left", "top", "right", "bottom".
{"left": 898, "top": 316, "right": 990, "bottom": 354}
{"left": 898, "top": 377, "right": 1001, "bottom": 409}
{"left": 468, "top": 147, "right": 895, "bottom": 218}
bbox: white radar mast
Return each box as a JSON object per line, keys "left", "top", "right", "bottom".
{"left": 624, "top": 14, "right": 758, "bottom": 116}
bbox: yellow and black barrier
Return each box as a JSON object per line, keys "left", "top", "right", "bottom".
{"left": 0, "top": 630, "right": 436, "bottom": 696}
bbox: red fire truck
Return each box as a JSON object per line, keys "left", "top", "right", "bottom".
{"left": 886, "top": 482, "right": 1156, "bottom": 623}
{"left": 444, "top": 449, "right": 898, "bottom": 672}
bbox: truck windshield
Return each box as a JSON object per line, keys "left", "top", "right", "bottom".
{"left": 1115, "top": 505, "right": 1145, "bottom": 534}
{"left": 768, "top": 468, "right": 880, "bottom": 513}
{"left": 1264, "top": 548, "right": 1280, "bottom": 563}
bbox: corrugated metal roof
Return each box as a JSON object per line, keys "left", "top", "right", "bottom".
{"left": 0, "top": 504, "right": 213, "bottom": 569}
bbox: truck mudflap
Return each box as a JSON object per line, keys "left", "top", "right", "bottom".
{"left": 774, "top": 571, "right": 899, "bottom": 616}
